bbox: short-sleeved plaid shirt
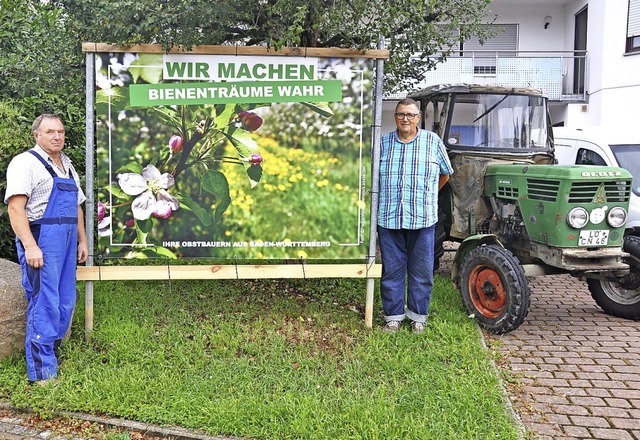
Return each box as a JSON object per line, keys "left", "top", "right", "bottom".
{"left": 378, "top": 129, "right": 453, "bottom": 230}
{"left": 4, "top": 145, "right": 86, "bottom": 222}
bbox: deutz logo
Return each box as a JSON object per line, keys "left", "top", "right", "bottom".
{"left": 593, "top": 183, "right": 607, "bottom": 203}
{"left": 581, "top": 171, "right": 622, "bottom": 177}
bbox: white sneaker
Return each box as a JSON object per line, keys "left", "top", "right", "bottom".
{"left": 382, "top": 321, "right": 401, "bottom": 333}
{"left": 411, "top": 321, "right": 426, "bottom": 334}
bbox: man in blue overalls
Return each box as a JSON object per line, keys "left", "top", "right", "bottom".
{"left": 5, "top": 114, "right": 88, "bottom": 385}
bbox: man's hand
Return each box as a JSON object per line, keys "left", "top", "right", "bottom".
{"left": 25, "top": 244, "right": 44, "bottom": 269}
{"left": 7, "top": 195, "right": 42, "bottom": 268}
{"left": 77, "top": 205, "right": 89, "bottom": 264}
{"left": 77, "top": 241, "right": 88, "bottom": 264}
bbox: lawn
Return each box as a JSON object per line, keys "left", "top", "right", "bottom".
{"left": 0, "top": 274, "right": 521, "bottom": 440}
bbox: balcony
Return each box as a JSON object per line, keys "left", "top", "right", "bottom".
{"left": 386, "top": 50, "right": 587, "bottom": 102}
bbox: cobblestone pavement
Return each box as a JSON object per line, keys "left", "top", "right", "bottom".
{"left": 485, "top": 274, "right": 640, "bottom": 440}
{"left": 435, "top": 244, "right": 640, "bottom": 440}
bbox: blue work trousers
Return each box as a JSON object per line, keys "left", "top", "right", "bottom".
{"left": 17, "top": 151, "right": 78, "bottom": 381}
{"left": 377, "top": 225, "right": 435, "bottom": 323}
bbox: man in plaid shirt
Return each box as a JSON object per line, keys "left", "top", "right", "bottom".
{"left": 378, "top": 98, "right": 453, "bottom": 334}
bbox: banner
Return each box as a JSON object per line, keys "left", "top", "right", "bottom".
{"left": 95, "top": 52, "right": 374, "bottom": 259}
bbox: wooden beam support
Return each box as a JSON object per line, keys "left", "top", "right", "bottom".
{"left": 77, "top": 264, "right": 381, "bottom": 281}
{"left": 81, "top": 43, "right": 389, "bottom": 59}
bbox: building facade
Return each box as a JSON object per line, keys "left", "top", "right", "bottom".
{"left": 382, "top": 0, "right": 640, "bottom": 134}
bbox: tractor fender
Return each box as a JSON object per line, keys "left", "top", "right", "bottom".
{"left": 451, "top": 234, "right": 503, "bottom": 283}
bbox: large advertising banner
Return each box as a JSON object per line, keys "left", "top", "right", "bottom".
{"left": 95, "top": 51, "right": 374, "bottom": 260}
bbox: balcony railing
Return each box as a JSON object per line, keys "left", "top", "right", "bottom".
{"left": 386, "top": 50, "right": 588, "bottom": 102}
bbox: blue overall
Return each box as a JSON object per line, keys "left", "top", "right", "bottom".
{"left": 16, "top": 150, "right": 78, "bottom": 381}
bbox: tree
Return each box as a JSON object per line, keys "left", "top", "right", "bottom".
{"left": 0, "top": 0, "right": 495, "bottom": 259}
{"left": 58, "top": 0, "right": 495, "bottom": 91}
{"left": 0, "top": 0, "right": 86, "bottom": 148}
{"left": 0, "top": 0, "right": 87, "bottom": 260}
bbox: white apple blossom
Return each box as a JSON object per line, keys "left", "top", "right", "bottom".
{"left": 117, "top": 164, "right": 180, "bottom": 220}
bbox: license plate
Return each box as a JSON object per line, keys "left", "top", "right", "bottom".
{"left": 578, "top": 230, "right": 609, "bottom": 246}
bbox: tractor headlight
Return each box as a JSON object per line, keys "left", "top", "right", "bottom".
{"left": 607, "top": 206, "right": 627, "bottom": 228}
{"left": 567, "top": 207, "right": 589, "bottom": 229}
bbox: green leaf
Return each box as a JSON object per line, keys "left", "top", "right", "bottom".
{"left": 139, "top": 246, "right": 178, "bottom": 259}
{"left": 300, "top": 102, "right": 334, "bottom": 117}
{"left": 221, "top": 128, "right": 259, "bottom": 157}
{"left": 96, "top": 87, "right": 130, "bottom": 114}
{"left": 177, "top": 192, "right": 212, "bottom": 227}
{"left": 129, "top": 54, "right": 163, "bottom": 84}
{"left": 215, "top": 104, "right": 236, "bottom": 129}
{"left": 151, "top": 106, "right": 181, "bottom": 128}
{"left": 115, "top": 162, "right": 143, "bottom": 174}
{"left": 244, "top": 164, "right": 263, "bottom": 188}
{"left": 201, "top": 170, "right": 231, "bottom": 225}
{"left": 104, "top": 184, "right": 130, "bottom": 200}
{"left": 134, "top": 218, "right": 152, "bottom": 245}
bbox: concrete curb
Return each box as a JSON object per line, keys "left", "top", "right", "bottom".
{"left": 476, "top": 327, "right": 526, "bottom": 440}
{"left": 0, "top": 401, "right": 244, "bottom": 440}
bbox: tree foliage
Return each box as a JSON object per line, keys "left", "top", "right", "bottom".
{"left": 58, "top": 0, "right": 494, "bottom": 91}
{"left": 0, "top": 102, "right": 33, "bottom": 261}
{"left": 0, "top": 0, "right": 495, "bottom": 259}
{"left": 0, "top": 0, "right": 87, "bottom": 260}
{"left": 0, "top": 0, "right": 86, "bottom": 148}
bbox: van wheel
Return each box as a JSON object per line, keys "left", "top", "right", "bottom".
{"left": 588, "top": 235, "right": 640, "bottom": 320}
{"left": 458, "top": 244, "right": 531, "bottom": 334}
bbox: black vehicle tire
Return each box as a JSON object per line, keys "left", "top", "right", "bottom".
{"left": 433, "top": 209, "right": 447, "bottom": 272}
{"left": 587, "top": 235, "right": 640, "bottom": 320}
{"left": 458, "top": 244, "right": 531, "bottom": 334}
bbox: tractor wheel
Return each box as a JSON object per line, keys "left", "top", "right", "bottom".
{"left": 587, "top": 235, "right": 640, "bottom": 320}
{"left": 433, "top": 212, "right": 447, "bottom": 272}
{"left": 458, "top": 244, "right": 531, "bottom": 334}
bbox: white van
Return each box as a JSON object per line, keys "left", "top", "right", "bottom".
{"left": 553, "top": 126, "right": 640, "bottom": 237}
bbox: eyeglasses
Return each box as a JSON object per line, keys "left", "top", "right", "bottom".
{"left": 394, "top": 112, "right": 419, "bottom": 120}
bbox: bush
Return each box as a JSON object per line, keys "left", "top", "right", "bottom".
{"left": 0, "top": 101, "right": 33, "bottom": 261}
{"left": 0, "top": 100, "right": 88, "bottom": 262}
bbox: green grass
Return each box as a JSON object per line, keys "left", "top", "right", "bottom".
{"left": 0, "top": 275, "right": 520, "bottom": 440}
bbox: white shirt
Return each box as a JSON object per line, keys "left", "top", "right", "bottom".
{"left": 4, "top": 145, "right": 86, "bottom": 222}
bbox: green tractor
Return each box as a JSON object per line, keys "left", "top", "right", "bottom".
{"left": 408, "top": 84, "right": 637, "bottom": 333}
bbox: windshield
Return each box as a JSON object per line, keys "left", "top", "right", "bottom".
{"left": 611, "top": 144, "right": 640, "bottom": 197}
{"left": 445, "top": 93, "right": 550, "bottom": 152}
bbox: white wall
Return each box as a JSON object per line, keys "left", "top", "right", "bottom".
{"left": 554, "top": 0, "right": 640, "bottom": 129}
{"left": 382, "top": 1, "right": 640, "bottom": 134}
{"left": 486, "top": 4, "right": 568, "bottom": 52}
{"left": 381, "top": 3, "right": 573, "bottom": 135}
{"left": 381, "top": 102, "right": 398, "bottom": 135}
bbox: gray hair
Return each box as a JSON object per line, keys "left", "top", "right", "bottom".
{"left": 32, "top": 114, "right": 64, "bottom": 134}
{"left": 395, "top": 98, "right": 419, "bottom": 111}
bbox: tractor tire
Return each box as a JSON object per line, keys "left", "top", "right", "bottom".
{"left": 458, "top": 244, "right": 531, "bottom": 334}
{"left": 433, "top": 211, "right": 447, "bottom": 272}
{"left": 587, "top": 235, "right": 640, "bottom": 320}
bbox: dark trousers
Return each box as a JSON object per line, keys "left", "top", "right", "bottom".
{"left": 378, "top": 225, "right": 435, "bottom": 323}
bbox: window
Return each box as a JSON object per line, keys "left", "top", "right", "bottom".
{"left": 628, "top": 0, "right": 640, "bottom": 53}
{"left": 576, "top": 148, "right": 607, "bottom": 166}
{"left": 445, "top": 93, "right": 548, "bottom": 151}
{"left": 461, "top": 24, "right": 518, "bottom": 75}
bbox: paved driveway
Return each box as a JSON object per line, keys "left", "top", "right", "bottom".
{"left": 437, "top": 245, "right": 640, "bottom": 439}
{"left": 484, "top": 273, "right": 640, "bottom": 440}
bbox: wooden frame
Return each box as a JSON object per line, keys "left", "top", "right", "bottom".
{"left": 82, "top": 43, "right": 386, "bottom": 339}
{"left": 82, "top": 43, "right": 389, "bottom": 60}
{"left": 77, "top": 264, "right": 381, "bottom": 281}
